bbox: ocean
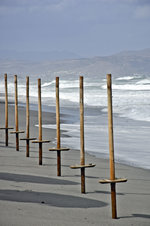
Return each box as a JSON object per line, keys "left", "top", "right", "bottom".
{"left": 0, "top": 72, "right": 150, "bottom": 170}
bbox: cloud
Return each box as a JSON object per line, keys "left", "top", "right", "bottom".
{"left": 135, "top": 0, "right": 150, "bottom": 5}
{"left": 0, "top": 1, "right": 56, "bottom": 18}
{"left": 0, "top": 0, "right": 59, "bottom": 7}
{"left": 134, "top": 5, "right": 150, "bottom": 19}
{"left": 0, "top": 0, "right": 68, "bottom": 14}
{"left": 0, "top": 0, "right": 72, "bottom": 10}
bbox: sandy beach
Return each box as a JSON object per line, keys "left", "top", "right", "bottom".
{"left": 0, "top": 102, "right": 150, "bottom": 226}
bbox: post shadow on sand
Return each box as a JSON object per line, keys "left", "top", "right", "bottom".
{"left": 0, "top": 189, "right": 107, "bottom": 208}
{"left": 0, "top": 172, "right": 78, "bottom": 186}
{"left": 87, "top": 190, "right": 125, "bottom": 196}
{"left": 0, "top": 145, "right": 15, "bottom": 149}
{"left": 120, "top": 214, "right": 150, "bottom": 219}
{"left": 63, "top": 174, "right": 99, "bottom": 179}
{"left": 88, "top": 189, "right": 150, "bottom": 196}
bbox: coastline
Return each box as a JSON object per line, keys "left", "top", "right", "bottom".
{"left": 0, "top": 102, "right": 150, "bottom": 225}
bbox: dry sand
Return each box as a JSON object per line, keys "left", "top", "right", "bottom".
{"left": 0, "top": 102, "right": 150, "bottom": 226}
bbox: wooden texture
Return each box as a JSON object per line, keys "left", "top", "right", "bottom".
{"left": 5, "top": 74, "right": 8, "bottom": 146}
{"left": 38, "top": 79, "right": 42, "bottom": 165}
{"left": 49, "top": 77, "right": 69, "bottom": 176}
{"left": 32, "top": 79, "right": 50, "bottom": 164}
{"left": 32, "top": 140, "right": 50, "bottom": 143}
{"left": 70, "top": 76, "right": 95, "bottom": 194}
{"left": 26, "top": 140, "right": 29, "bottom": 157}
{"left": 26, "top": 77, "right": 29, "bottom": 139}
{"left": 14, "top": 75, "right": 18, "bottom": 132}
{"left": 0, "top": 74, "right": 14, "bottom": 146}
{"left": 49, "top": 148, "right": 70, "bottom": 151}
{"left": 99, "top": 178, "right": 127, "bottom": 184}
{"left": 107, "top": 74, "right": 117, "bottom": 219}
{"left": 80, "top": 76, "right": 85, "bottom": 166}
{"left": 56, "top": 77, "right": 61, "bottom": 176}
{"left": 10, "top": 131, "right": 25, "bottom": 134}
{"left": 80, "top": 76, "right": 85, "bottom": 193}
{"left": 20, "top": 77, "right": 36, "bottom": 157}
{"left": 111, "top": 183, "right": 116, "bottom": 219}
{"left": 26, "top": 76, "right": 30, "bottom": 157}
{"left": 107, "top": 74, "right": 115, "bottom": 180}
{"left": 20, "top": 138, "right": 36, "bottom": 141}
{"left": 0, "top": 127, "right": 14, "bottom": 130}
{"left": 15, "top": 75, "right": 19, "bottom": 151}
{"left": 39, "top": 142, "right": 42, "bottom": 165}
{"left": 38, "top": 79, "right": 42, "bottom": 141}
{"left": 70, "top": 164, "right": 96, "bottom": 169}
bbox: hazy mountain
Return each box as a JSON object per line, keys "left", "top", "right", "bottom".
{"left": 0, "top": 50, "right": 80, "bottom": 61}
{"left": 0, "top": 48, "right": 150, "bottom": 77}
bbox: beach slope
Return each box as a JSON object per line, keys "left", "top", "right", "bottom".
{"left": 0, "top": 103, "right": 150, "bottom": 226}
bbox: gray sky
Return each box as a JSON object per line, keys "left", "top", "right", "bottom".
{"left": 0, "top": 0, "right": 150, "bottom": 57}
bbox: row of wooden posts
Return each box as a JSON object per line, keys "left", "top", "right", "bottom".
{"left": 0, "top": 73, "right": 127, "bottom": 219}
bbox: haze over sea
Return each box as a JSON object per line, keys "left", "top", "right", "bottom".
{"left": 1, "top": 70, "right": 150, "bottom": 170}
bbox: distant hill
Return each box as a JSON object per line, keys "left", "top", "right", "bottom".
{"left": 0, "top": 48, "right": 150, "bottom": 77}
{"left": 0, "top": 50, "right": 80, "bottom": 62}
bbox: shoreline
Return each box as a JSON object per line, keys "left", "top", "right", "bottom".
{"left": 0, "top": 102, "right": 150, "bottom": 225}
{"left": 2, "top": 99, "right": 150, "bottom": 171}
{"left": 23, "top": 101, "right": 150, "bottom": 171}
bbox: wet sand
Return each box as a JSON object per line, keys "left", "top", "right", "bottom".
{"left": 0, "top": 102, "right": 150, "bottom": 226}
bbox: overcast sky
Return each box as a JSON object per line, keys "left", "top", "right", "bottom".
{"left": 0, "top": 0, "right": 150, "bottom": 57}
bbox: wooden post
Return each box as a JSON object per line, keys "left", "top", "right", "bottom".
{"left": 10, "top": 75, "right": 24, "bottom": 149}
{"left": 80, "top": 76, "right": 85, "bottom": 193}
{"left": 20, "top": 76, "right": 36, "bottom": 156}
{"left": 70, "top": 76, "right": 95, "bottom": 193}
{"left": 106, "top": 74, "right": 117, "bottom": 218}
{"left": 15, "top": 75, "right": 19, "bottom": 151}
{"left": 56, "top": 77, "right": 61, "bottom": 176}
{"left": 0, "top": 74, "right": 14, "bottom": 145}
{"left": 5, "top": 73, "right": 8, "bottom": 146}
{"left": 32, "top": 79, "right": 50, "bottom": 164}
{"left": 38, "top": 79, "right": 42, "bottom": 165}
{"left": 99, "top": 74, "right": 127, "bottom": 218}
{"left": 49, "top": 77, "right": 70, "bottom": 175}
{"left": 26, "top": 76, "right": 30, "bottom": 157}
{"left": 107, "top": 74, "right": 117, "bottom": 219}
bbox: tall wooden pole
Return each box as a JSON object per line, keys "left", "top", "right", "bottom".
{"left": 5, "top": 74, "right": 8, "bottom": 146}
{"left": 107, "top": 74, "right": 117, "bottom": 219}
{"left": 49, "top": 77, "right": 70, "bottom": 175}
{"left": 70, "top": 76, "right": 95, "bottom": 193}
{"left": 99, "top": 74, "right": 127, "bottom": 219}
{"left": 10, "top": 75, "right": 24, "bottom": 149}
{"left": 80, "top": 76, "right": 85, "bottom": 193}
{"left": 14, "top": 75, "right": 19, "bottom": 151}
{"left": 0, "top": 74, "right": 14, "bottom": 145}
{"left": 26, "top": 76, "right": 30, "bottom": 157}
{"left": 56, "top": 77, "right": 61, "bottom": 176}
{"left": 32, "top": 79, "right": 49, "bottom": 164}
{"left": 20, "top": 76, "right": 36, "bottom": 156}
{"left": 38, "top": 79, "right": 42, "bottom": 165}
